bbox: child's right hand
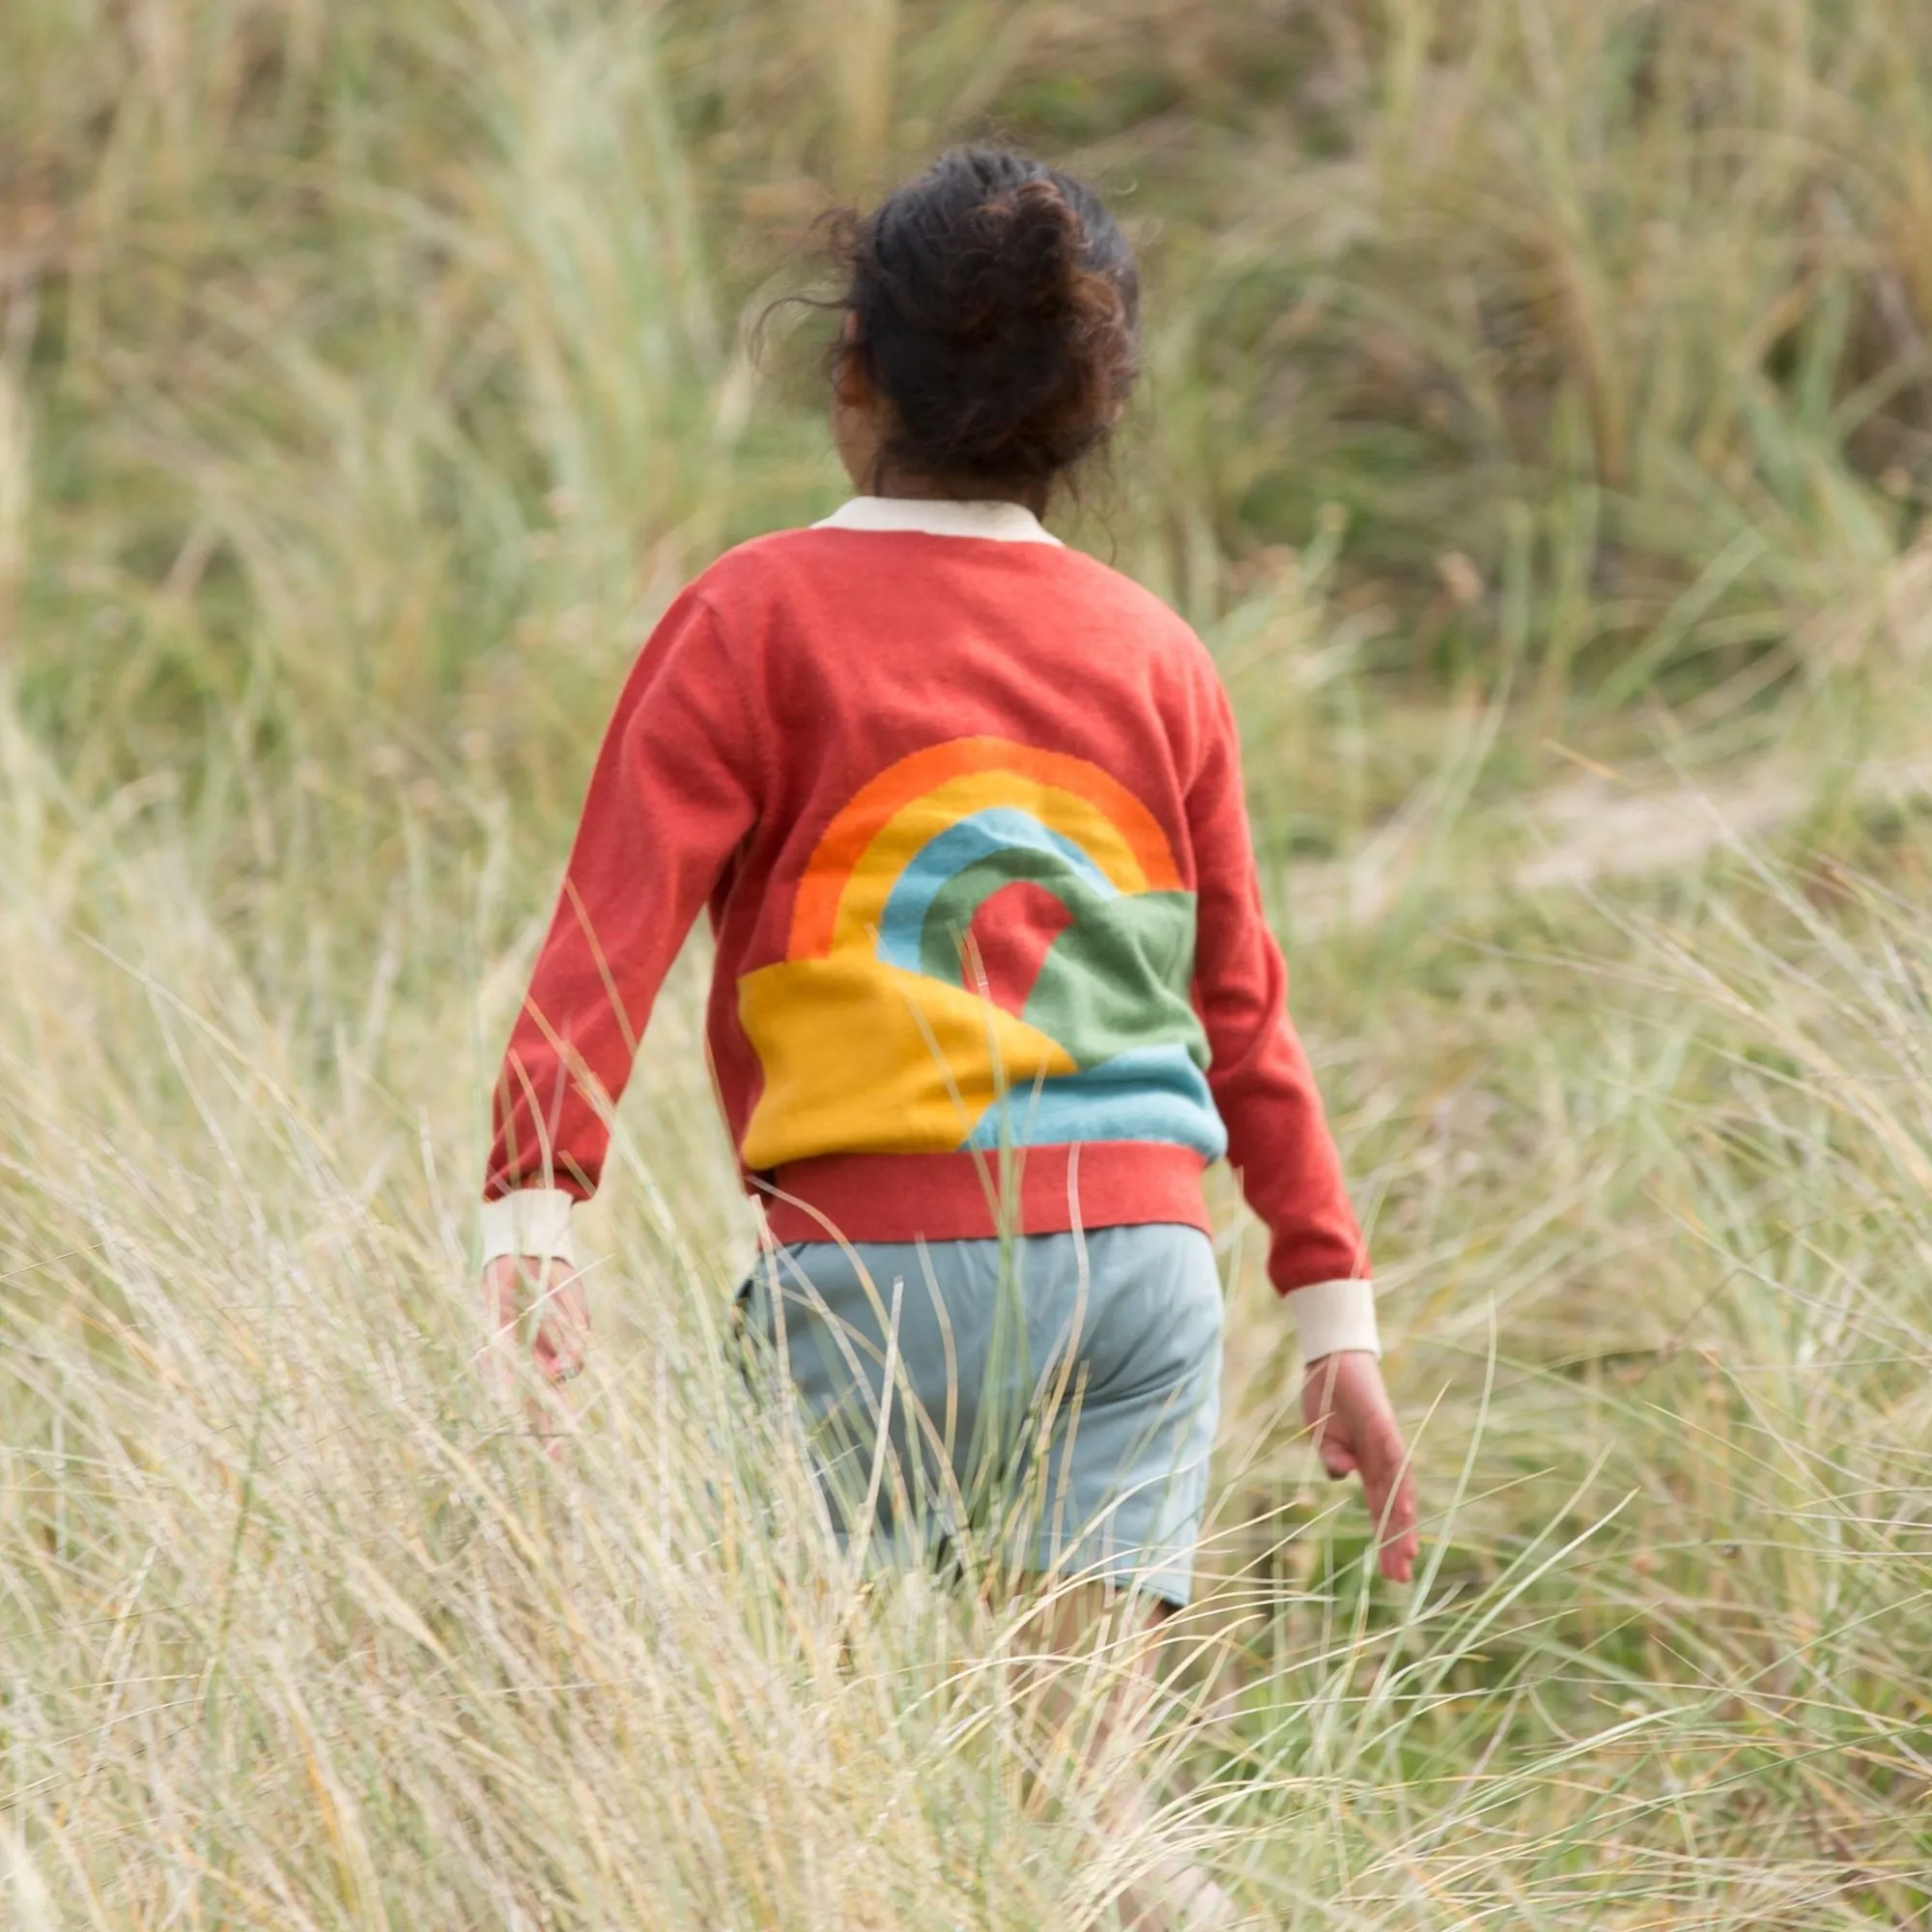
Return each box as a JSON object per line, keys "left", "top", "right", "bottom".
{"left": 479, "top": 1256, "right": 590, "bottom": 1436}
{"left": 1301, "top": 1350, "right": 1420, "bottom": 1582}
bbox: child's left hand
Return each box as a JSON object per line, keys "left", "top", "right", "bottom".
{"left": 479, "top": 1255, "right": 589, "bottom": 1451}
{"left": 1301, "top": 1350, "right": 1420, "bottom": 1582}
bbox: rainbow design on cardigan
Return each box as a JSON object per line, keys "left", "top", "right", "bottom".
{"left": 737, "top": 737, "right": 1228, "bottom": 1168}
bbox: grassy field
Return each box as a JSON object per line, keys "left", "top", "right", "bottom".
{"left": 5, "top": 1, "right": 1932, "bottom": 1924}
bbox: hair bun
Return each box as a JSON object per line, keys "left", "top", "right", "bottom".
{"left": 937, "top": 177, "right": 1082, "bottom": 346}
{"left": 1005, "top": 178, "right": 1087, "bottom": 319}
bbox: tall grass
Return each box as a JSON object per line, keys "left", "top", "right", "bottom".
{"left": 4, "top": 0, "right": 1931, "bottom": 1924}
{"left": 12, "top": 0, "right": 1932, "bottom": 745}
{"left": 5, "top": 682, "right": 1930, "bottom": 1924}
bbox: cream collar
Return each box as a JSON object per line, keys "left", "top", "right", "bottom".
{"left": 812, "top": 496, "right": 1062, "bottom": 546}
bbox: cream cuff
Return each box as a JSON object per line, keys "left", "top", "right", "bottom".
{"left": 1288, "top": 1278, "right": 1380, "bottom": 1360}
{"left": 480, "top": 1188, "right": 579, "bottom": 1268}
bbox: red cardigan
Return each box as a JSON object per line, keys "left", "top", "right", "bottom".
{"left": 483, "top": 499, "right": 1371, "bottom": 1323}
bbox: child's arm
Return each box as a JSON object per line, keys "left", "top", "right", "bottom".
{"left": 481, "top": 586, "right": 762, "bottom": 1272}
{"left": 1186, "top": 673, "right": 1418, "bottom": 1581}
{"left": 1185, "top": 677, "right": 1372, "bottom": 1334}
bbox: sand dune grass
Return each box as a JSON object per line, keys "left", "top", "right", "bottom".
{"left": 4, "top": 1, "right": 1932, "bottom": 1923}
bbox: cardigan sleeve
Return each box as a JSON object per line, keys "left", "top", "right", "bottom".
{"left": 482, "top": 589, "right": 761, "bottom": 1249}
{"left": 1185, "top": 673, "right": 1378, "bottom": 1352}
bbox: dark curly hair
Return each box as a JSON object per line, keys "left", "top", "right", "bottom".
{"left": 832, "top": 149, "right": 1141, "bottom": 494}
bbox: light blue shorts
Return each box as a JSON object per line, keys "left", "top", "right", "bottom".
{"left": 739, "top": 1223, "right": 1224, "bottom": 1605}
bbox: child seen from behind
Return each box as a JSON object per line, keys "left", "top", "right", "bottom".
{"left": 479, "top": 148, "right": 1419, "bottom": 1929}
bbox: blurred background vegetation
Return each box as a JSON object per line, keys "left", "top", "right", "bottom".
{"left": 3, "top": 3, "right": 1931, "bottom": 1925}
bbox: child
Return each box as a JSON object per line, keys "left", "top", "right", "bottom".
{"left": 479, "top": 145, "right": 1417, "bottom": 1920}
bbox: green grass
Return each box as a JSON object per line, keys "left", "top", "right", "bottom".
{"left": 4, "top": 1, "right": 1932, "bottom": 1924}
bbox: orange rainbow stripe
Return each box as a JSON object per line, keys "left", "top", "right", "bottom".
{"left": 789, "top": 737, "right": 1181, "bottom": 958}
